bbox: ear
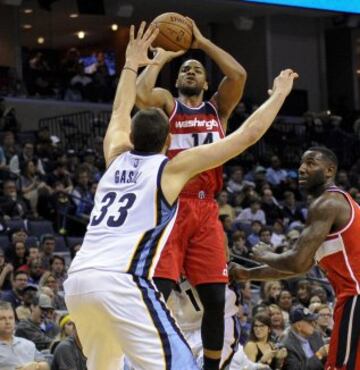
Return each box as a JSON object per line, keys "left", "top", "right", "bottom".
{"left": 203, "top": 81, "right": 209, "bottom": 91}
{"left": 175, "top": 78, "right": 179, "bottom": 89}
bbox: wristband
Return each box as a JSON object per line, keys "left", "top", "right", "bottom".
{"left": 123, "top": 66, "right": 138, "bottom": 74}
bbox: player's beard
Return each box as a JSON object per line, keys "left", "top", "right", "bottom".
{"left": 178, "top": 85, "right": 202, "bottom": 97}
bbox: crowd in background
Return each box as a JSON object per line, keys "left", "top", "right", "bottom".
{"left": 0, "top": 99, "right": 359, "bottom": 368}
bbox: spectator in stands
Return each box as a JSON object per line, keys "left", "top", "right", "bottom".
{"left": 281, "top": 191, "right": 305, "bottom": 228}
{"left": 300, "top": 194, "right": 313, "bottom": 220}
{"left": 0, "top": 141, "right": 8, "bottom": 176}
{"left": 231, "top": 231, "right": 249, "bottom": 259}
{"left": 313, "top": 304, "right": 332, "bottom": 343}
{"left": 15, "top": 284, "right": 38, "bottom": 320}
{"left": 18, "top": 160, "right": 52, "bottom": 217}
{"left": 0, "top": 301, "right": 49, "bottom": 370}
{"left": 277, "top": 290, "right": 293, "bottom": 325}
{"left": 259, "top": 227, "right": 273, "bottom": 249}
{"left": 236, "top": 199, "right": 266, "bottom": 225}
{"left": 51, "top": 321, "right": 87, "bottom": 370}
{"left": 336, "top": 169, "right": 351, "bottom": 190}
{"left": 282, "top": 306, "right": 328, "bottom": 369}
{"left": 0, "top": 180, "right": 30, "bottom": 218}
{"left": 285, "top": 229, "right": 300, "bottom": 250}
{"left": 35, "top": 126, "right": 53, "bottom": 164}
{"left": 50, "top": 313, "right": 75, "bottom": 354}
{"left": 28, "top": 258, "right": 44, "bottom": 285}
{"left": 270, "top": 220, "right": 286, "bottom": 249}
{"left": 71, "top": 167, "right": 93, "bottom": 221}
{"left": 50, "top": 255, "right": 67, "bottom": 292}
{"left": 262, "top": 281, "right": 282, "bottom": 305}
{"left": 0, "top": 248, "right": 13, "bottom": 291}
{"left": 9, "top": 141, "right": 45, "bottom": 177}
{"left": 28, "top": 52, "right": 52, "bottom": 96}
{"left": 2, "top": 131, "right": 18, "bottom": 164}
{"left": 1, "top": 270, "right": 28, "bottom": 309}
{"left": 244, "top": 312, "right": 287, "bottom": 368}
{"left": 46, "top": 155, "right": 73, "bottom": 191}
{"left": 8, "top": 240, "right": 28, "bottom": 270}
{"left": 39, "top": 271, "right": 66, "bottom": 310}
{"left": 261, "top": 189, "right": 283, "bottom": 225}
{"left": 218, "top": 190, "right": 236, "bottom": 221}
{"left": 295, "top": 279, "right": 312, "bottom": 308}
{"left": 82, "top": 148, "right": 101, "bottom": 182}
{"left": 310, "top": 285, "right": 328, "bottom": 305}
{"left": 227, "top": 166, "right": 255, "bottom": 195}
{"left": 40, "top": 234, "right": 55, "bottom": 270}
{"left": 268, "top": 304, "right": 286, "bottom": 339}
{"left": 15, "top": 294, "right": 59, "bottom": 351}
{"left": 28, "top": 245, "right": 41, "bottom": 262}
{"left": 266, "top": 155, "right": 287, "bottom": 187}
{"left": 247, "top": 220, "right": 262, "bottom": 247}
{"left": 60, "top": 48, "right": 81, "bottom": 89}
{"left": 67, "top": 62, "right": 93, "bottom": 101}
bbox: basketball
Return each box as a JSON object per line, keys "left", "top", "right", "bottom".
{"left": 151, "top": 12, "right": 193, "bottom": 52}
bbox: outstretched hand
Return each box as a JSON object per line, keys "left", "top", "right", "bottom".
{"left": 250, "top": 241, "right": 273, "bottom": 263}
{"left": 268, "top": 69, "right": 299, "bottom": 97}
{"left": 125, "top": 22, "right": 160, "bottom": 67}
{"left": 228, "top": 262, "right": 251, "bottom": 282}
{"left": 150, "top": 46, "right": 186, "bottom": 63}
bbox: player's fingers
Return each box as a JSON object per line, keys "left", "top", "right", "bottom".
{"left": 129, "top": 25, "right": 135, "bottom": 42}
{"left": 143, "top": 23, "right": 158, "bottom": 42}
{"left": 173, "top": 49, "right": 186, "bottom": 57}
{"left": 267, "top": 89, "right": 273, "bottom": 96}
{"left": 146, "top": 26, "right": 159, "bottom": 45}
{"left": 137, "top": 21, "right": 146, "bottom": 39}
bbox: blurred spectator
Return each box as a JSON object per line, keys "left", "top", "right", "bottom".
{"left": 236, "top": 199, "right": 266, "bottom": 225}
{"left": 35, "top": 126, "right": 54, "bottom": 162}
{"left": 231, "top": 231, "right": 249, "bottom": 259}
{"left": 67, "top": 63, "right": 93, "bottom": 101}
{"left": 270, "top": 220, "right": 286, "bottom": 248}
{"left": 50, "top": 313, "right": 75, "bottom": 354}
{"left": 18, "top": 160, "right": 52, "bottom": 217}
{"left": 295, "top": 280, "right": 312, "bottom": 308}
{"left": 51, "top": 322, "right": 87, "bottom": 370}
{"left": 27, "top": 52, "right": 52, "bottom": 96}
{"left": 266, "top": 155, "right": 287, "bottom": 187}
{"left": 46, "top": 155, "right": 73, "bottom": 191}
{"left": 15, "top": 294, "right": 59, "bottom": 351}
{"left": 0, "top": 179, "right": 30, "bottom": 218}
{"left": 336, "top": 169, "right": 351, "bottom": 190}
{"left": 8, "top": 241, "right": 28, "bottom": 270}
{"left": 259, "top": 227, "right": 273, "bottom": 249}
{"left": 282, "top": 306, "right": 328, "bottom": 370}
{"left": 281, "top": 191, "right": 305, "bottom": 228}
{"left": 1, "top": 270, "right": 28, "bottom": 309}
{"left": 300, "top": 194, "right": 314, "bottom": 220}
{"left": 218, "top": 190, "right": 236, "bottom": 221}
{"left": 0, "top": 248, "right": 13, "bottom": 291}
{"left": 15, "top": 284, "right": 38, "bottom": 320}
{"left": 28, "top": 245, "right": 41, "bottom": 262}
{"left": 313, "top": 304, "right": 332, "bottom": 343}
{"left": 40, "top": 234, "right": 56, "bottom": 270}
{"left": 2, "top": 131, "right": 18, "bottom": 164}
{"left": 285, "top": 229, "right": 300, "bottom": 250}
{"left": 226, "top": 166, "right": 255, "bottom": 195}
{"left": 244, "top": 312, "right": 287, "bottom": 368}
{"left": 39, "top": 271, "right": 66, "bottom": 311}
{"left": 71, "top": 168, "right": 93, "bottom": 221}
{"left": 261, "top": 189, "right": 283, "bottom": 226}
{"left": 60, "top": 48, "right": 81, "bottom": 87}
{"left": 0, "top": 301, "right": 49, "bottom": 370}
{"left": 310, "top": 285, "right": 328, "bottom": 305}
{"left": 247, "top": 220, "right": 262, "bottom": 247}
{"left": 277, "top": 290, "right": 293, "bottom": 325}
{"left": 9, "top": 141, "right": 45, "bottom": 177}
{"left": 268, "top": 304, "right": 286, "bottom": 339}
{"left": 28, "top": 258, "right": 44, "bottom": 286}
{"left": 82, "top": 148, "right": 101, "bottom": 182}
{"left": 262, "top": 281, "right": 282, "bottom": 305}
{"left": 50, "top": 255, "right": 67, "bottom": 292}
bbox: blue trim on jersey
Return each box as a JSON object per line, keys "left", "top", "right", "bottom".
{"left": 133, "top": 276, "right": 198, "bottom": 370}
{"left": 130, "top": 150, "right": 159, "bottom": 156}
{"left": 157, "top": 158, "right": 174, "bottom": 209}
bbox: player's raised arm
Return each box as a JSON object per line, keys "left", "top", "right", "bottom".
{"left": 162, "top": 69, "right": 298, "bottom": 205}
{"left": 136, "top": 48, "right": 184, "bottom": 114}
{"left": 103, "top": 22, "right": 159, "bottom": 167}
{"left": 186, "top": 18, "right": 247, "bottom": 127}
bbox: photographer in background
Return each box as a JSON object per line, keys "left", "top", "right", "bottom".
{"left": 281, "top": 306, "right": 328, "bottom": 370}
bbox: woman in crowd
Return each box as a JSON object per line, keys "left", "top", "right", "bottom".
{"left": 50, "top": 313, "right": 75, "bottom": 353}
{"left": 269, "top": 304, "right": 287, "bottom": 339}
{"left": 244, "top": 312, "right": 287, "bottom": 369}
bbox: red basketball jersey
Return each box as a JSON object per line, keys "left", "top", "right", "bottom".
{"left": 315, "top": 187, "right": 360, "bottom": 301}
{"left": 168, "top": 99, "right": 224, "bottom": 196}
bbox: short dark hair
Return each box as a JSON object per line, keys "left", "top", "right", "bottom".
{"left": 307, "top": 146, "right": 338, "bottom": 169}
{"left": 131, "top": 108, "right": 169, "bottom": 153}
{"left": 50, "top": 255, "right": 65, "bottom": 266}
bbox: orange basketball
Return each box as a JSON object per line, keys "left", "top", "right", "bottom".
{"left": 151, "top": 12, "right": 193, "bottom": 52}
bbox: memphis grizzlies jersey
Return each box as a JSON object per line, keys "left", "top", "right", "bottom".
{"left": 168, "top": 279, "right": 240, "bottom": 331}
{"left": 68, "top": 151, "right": 178, "bottom": 279}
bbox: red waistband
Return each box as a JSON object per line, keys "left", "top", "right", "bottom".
{"left": 180, "top": 190, "right": 215, "bottom": 200}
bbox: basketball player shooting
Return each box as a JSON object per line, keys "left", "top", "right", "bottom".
{"left": 136, "top": 17, "right": 247, "bottom": 370}
{"left": 231, "top": 147, "right": 360, "bottom": 369}
{"left": 64, "top": 21, "right": 298, "bottom": 370}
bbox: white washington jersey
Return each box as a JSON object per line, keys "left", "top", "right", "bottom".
{"left": 68, "top": 151, "right": 178, "bottom": 279}
{"left": 168, "top": 279, "right": 240, "bottom": 331}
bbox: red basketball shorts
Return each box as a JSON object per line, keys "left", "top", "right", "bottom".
{"left": 155, "top": 195, "right": 228, "bottom": 287}
{"left": 325, "top": 295, "right": 360, "bottom": 370}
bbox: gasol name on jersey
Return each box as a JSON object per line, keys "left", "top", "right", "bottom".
{"left": 114, "top": 170, "right": 142, "bottom": 184}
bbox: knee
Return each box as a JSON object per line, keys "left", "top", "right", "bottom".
{"left": 196, "top": 283, "right": 226, "bottom": 312}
